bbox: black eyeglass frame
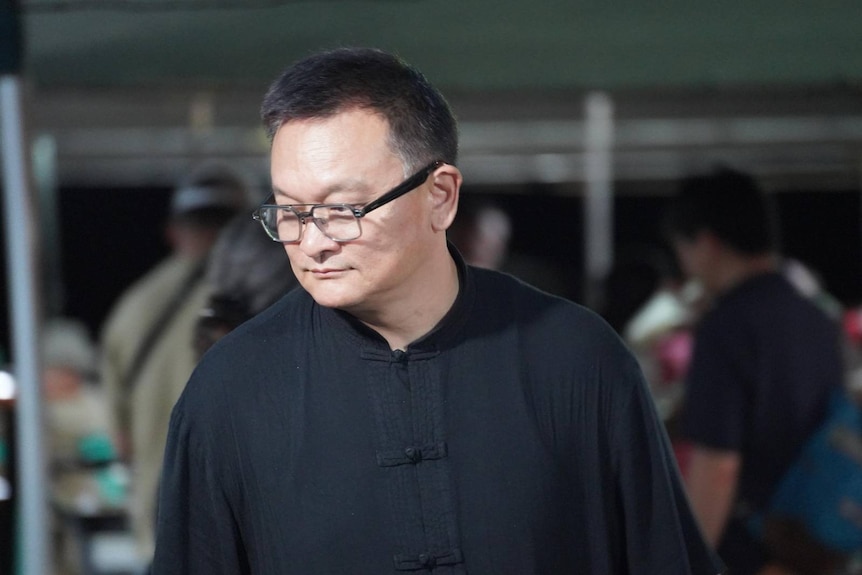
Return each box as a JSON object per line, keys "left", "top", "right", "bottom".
{"left": 253, "top": 160, "right": 444, "bottom": 244}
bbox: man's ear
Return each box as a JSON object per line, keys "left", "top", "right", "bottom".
{"left": 428, "top": 163, "right": 461, "bottom": 232}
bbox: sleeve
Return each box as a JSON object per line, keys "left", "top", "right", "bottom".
{"left": 151, "top": 393, "right": 249, "bottom": 575}
{"left": 611, "top": 358, "right": 726, "bottom": 575}
{"left": 681, "top": 316, "right": 748, "bottom": 450}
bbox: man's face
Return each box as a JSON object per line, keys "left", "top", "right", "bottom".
{"left": 672, "top": 231, "right": 716, "bottom": 289}
{"left": 269, "top": 108, "right": 440, "bottom": 315}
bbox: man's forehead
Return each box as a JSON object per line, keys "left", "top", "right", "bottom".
{"left": 275, "top": 112, "right": 388, "bottom": 158}
{"left": 275, "top": 107, "right": 391, "bottom": 137}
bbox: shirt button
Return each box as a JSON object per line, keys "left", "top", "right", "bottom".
{"left": 418, "top": 553, "right": 435, "bottom": 568}
{"left": 404, "top": 447, "right": 421, "bottom": 463}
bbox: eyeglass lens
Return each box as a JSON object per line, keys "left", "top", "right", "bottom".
{"left": 259, "top": 205, "right": 361, "bottom": 243}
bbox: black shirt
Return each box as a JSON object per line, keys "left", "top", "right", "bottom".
{"left": 154, "top": 253, "right": 723, "bottom": 574}
{"left": 683, "top": 272, "right": 843, "bottom": 573}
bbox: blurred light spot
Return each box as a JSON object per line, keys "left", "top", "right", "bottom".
{"left": 0, "top": 371, "right": 16, "bottom": 400}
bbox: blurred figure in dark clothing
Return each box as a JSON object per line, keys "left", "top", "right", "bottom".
{"left": 663, "top": 167, "right": 844, "bottom": 575}
{"left": 194, "top": 214, "right": 298, "bottom": 359}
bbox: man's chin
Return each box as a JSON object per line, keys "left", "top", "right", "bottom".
{"left": 303, "top": 285, "right": 358, "bottom": 311}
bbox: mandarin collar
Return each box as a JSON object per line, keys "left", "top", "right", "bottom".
{"left": 320, "top": 242, "right": 474, "bottom": 356}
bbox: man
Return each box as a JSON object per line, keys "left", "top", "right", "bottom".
{"left": 153, "top": 47, "right": 723, "bottom": 574}
{"left": 100, "top": 165, "right": 247, "bottom": 561}
{"left": 663, "top": 168, "right": 844, "bottom": 574}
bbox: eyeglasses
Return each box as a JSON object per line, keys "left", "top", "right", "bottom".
{"left": 253, "top": 160, "right": 443, "bottom": 243}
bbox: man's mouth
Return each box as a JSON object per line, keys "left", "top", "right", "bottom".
{"left": 310, "top": 267, "right": 346, "bottom": 277}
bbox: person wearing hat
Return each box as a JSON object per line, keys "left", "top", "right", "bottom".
{"left": 98, "top": 165, "right": 247, "bottom": 563}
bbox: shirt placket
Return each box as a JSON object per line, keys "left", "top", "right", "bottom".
{"left": 364, "top": 348, "right": 465, "bottom": 573}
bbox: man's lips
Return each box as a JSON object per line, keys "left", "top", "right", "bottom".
{"left": 309, "top": 267, "right": 347, "bottom": 277}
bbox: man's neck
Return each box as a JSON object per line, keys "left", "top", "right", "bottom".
{"left": 358, "top": 252, "right": 460, "bottom": 351}
{"left": 710, "top": 252, "right": 777, "bottom": 297}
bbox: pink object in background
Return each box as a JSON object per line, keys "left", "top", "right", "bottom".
{"left": 655, "top": 329, "right": 694, "bottom": 386}
{"left": 844, "top": 307, "right": 862, "bottom": 345}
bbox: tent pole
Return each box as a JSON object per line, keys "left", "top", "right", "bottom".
{"left": 1, "top": 74, "right": 50, "bottom": 575}
{"left": 583, "top": 91, "right": 615, "bottom": 310}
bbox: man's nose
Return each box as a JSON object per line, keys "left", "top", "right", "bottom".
{"left": 299, "top": 217, "right": 339, "bottom": 256}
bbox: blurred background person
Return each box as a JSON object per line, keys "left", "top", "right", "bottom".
{"left": 662, "top": 166, "right": 845, "bottom": 575}
{"left": 447, "top": 197, "right": 512, "bottom": 270}
{"left": 448, "top": 196, "right": 569, "bottom": 296}
{"left": 193, "top": 213, "right": 298, "bottom": 360}
{"left": 41, "top": 316, "right": 122, "bottom": 575}
{"left": 98, "top": 163, "right": 248, "bottom": 563}
{"left": 42, "top": 317, "right": 111, "bottom": 481}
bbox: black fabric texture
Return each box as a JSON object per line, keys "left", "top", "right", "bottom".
{"left": 153, "top": 249, "right": 724, "bottom": 575}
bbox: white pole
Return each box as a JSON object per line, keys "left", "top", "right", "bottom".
{"left": 583, "top": 91, "right": 615, "bottom": 310}
{"left": 1, "top": 75, "right": 50, "bottom": 575}
{"left": 33, "top": 135, "right": 63, "bottom": 316}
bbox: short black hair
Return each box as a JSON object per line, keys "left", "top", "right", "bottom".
{"left": 662, "top": 166, "right": 779, "bottom": 255}
{"left": 260, "top": 47, "right": 458, "bottom": 172}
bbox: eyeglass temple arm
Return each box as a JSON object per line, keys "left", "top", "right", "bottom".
{"left": 355, "top": 160, "right": 443, "bottom": 217}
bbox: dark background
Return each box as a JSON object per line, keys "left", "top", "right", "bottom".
{"left": 0, "top": 184, "right": 851, "bottom": 350}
